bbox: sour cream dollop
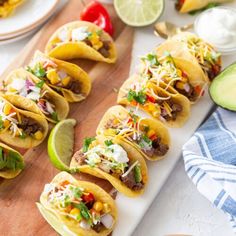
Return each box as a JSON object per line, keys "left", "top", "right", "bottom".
{"left": 195, "top": 7, "right": 236, "bottom": 50}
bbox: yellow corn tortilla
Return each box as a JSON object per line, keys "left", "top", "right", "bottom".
{"left": 0, "top": 142, "right": 24, "bottom": 179}
{"left": 156, "top": 40, "right": 209, "bottom": 93}
{"left": 2, "top": 68, "right": 69, "bottom": 123}
{"left": 37, "top": 171, "right": 117, "bottom": 236}
{"left": 45, "top": 21, "right": 117, "bottom": 63}
{"left": 0, "top": 96, "right": 48, "bottom": 148}
{"left": 178, "top": 0, "right": 231, "bottom": 13}
{"left": 96, "top": 105, "right": 170, "bottom": 161}
{"left": 30, "top": 50, "right": 91, "bottom": 102}
{"left": 117, "top": 74, "right": 191, "bottom": 128}
{"left": 70, "top": 135, "right": 148, "bottom": 198}
{"left": 0, "top": 0, "right": 24, "bottom": 18}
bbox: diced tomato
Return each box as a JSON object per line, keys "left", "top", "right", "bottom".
{"left": 194, "top": 85, "right": 202, "bottom": 95}
{"left": 149, "top": 134, "right": 158, "bottom": 141}
{"left": 82, "top": 192, "right": 95, "bottom": 203}
{"left": 146, "top": 95, "right": 156, "bottom": 103}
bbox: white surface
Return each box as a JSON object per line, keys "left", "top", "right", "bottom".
{"left": 0, "top": 0, "right": 235, "bottom": 236}
{"left": 0, "top": 0, "right": 58, "bottom": 37}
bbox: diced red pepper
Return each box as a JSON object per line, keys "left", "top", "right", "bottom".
{"left": 60, "top": 180, "right": 70, "bottom": 187}
{"left": 195, "top": 85, "right": 205, "bottom": 96}
{"left": 80, "top": 1, "right": 114, "bottom": 36}
{"left": 149, "top": 134, "right": 158, "bottom": 141}
{"left": 146, "top": 95, "right": 156, "bottom": 103}
{"left": 82, "top": 192, "right": 95, "bottom": 203}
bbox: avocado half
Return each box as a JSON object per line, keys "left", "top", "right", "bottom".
{"left": 209, "top": 63, "right": 236, "bottom": 111}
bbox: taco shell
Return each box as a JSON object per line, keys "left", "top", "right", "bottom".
{"left": 37, "top": 171, "right": 117, "bottom": 236}
{"left": 70, "top": 135, "right": 148, "bottom": 197}
{"left": 45, "top": 21, "right": 117, "bottom": 63}
{"left": 30, "top": 51, "right": 91, "bottom": 102}
{"left": 2, "top": 68, "right": 69, "bottom": 123}
{"left": 96, "top": 105, "right": 170, "bottom": 161}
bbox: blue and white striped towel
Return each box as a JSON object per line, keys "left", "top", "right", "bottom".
{"left": 182, "top": 107, "right": 236, "bottom": 232}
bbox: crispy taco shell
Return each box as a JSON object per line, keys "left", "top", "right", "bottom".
{"left": 96, "top": 105, "right": 170, "bottom": 161}
{"left": 70, "top": 135, "right": 148, "bottom": 197}
{"left": 117, "top": 75, "right": 191, "bottom": 127}
{"left": 0, "top": 96, "right": 48, "bottom": 148}
{"left": 45, "top": 21, "right": 117, "bottom": 63}
{"left": 0, "top": 142, "right": 24, "bottom": 179}
{"left": 37, "top": 171, "right": 117, "bottom": 236}
{"left": 177, "top": 0, "right": 231, "bottom": 13}
{"left": 30, "top": 51, "right": 91, "bottom": 102}
{"left": 2, "top": 68, "right": 69, "bottom": 123}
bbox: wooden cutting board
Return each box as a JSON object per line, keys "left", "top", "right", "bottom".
{"left": 0, "top": 0, "right": 134, "bottom": 235}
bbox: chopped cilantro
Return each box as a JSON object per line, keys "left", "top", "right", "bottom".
{"left": 142, "top": 53, "right": 160, "bottom": 66}
{"left": 51, "top": 112, "right": 59, "bottom": 122}
{"left": 104, "top": 140, "right": 113, "bottom": 146}
{"left": 83, "top": 137, "right": 96, "bottom": 153}
{"left": 73, "top": 202, "right": 91, "bottom": 220}
{"left": 19, "top": 132, "right": 26, "bottom": 139}
{"left": 35, "top": 80, "right": 45, "bottom": 88}
{"left": 72, "top": 187, "right": 83, "bottom": 199}
{"left": 127, "top": 90, "right": 147, "bottom": 105}
{"left": 29, "top": 63, "right": 46, "bottom": 78}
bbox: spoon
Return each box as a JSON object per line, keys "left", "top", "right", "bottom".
{"left": 154, "top": 21, "right": 193, "bottom": 39}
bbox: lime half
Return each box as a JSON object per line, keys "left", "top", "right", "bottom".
{"left": 114, "top": 0, "right": 164, "bottom": 27}
{"left": 47, "top": 119, "right": 76, "bottom": 172}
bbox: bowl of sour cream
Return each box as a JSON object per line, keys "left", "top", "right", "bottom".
{"left": 194, "top": 6, "right": 236, "bottom": 55}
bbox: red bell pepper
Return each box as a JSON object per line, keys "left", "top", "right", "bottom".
{"left": 80, "top": 1, "right": 114, "bottom": 36}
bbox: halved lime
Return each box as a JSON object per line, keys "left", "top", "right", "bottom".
{"left": 114, "top": 0, "right": 164, "bottom": 27}
{"left": 36, "top": 203, "right": 72, "bottom": 236}
{"left": 47, "top": 119, "right": 76, "bottom": 172}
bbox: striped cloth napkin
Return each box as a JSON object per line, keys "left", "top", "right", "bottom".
{"left": 182, "top": 107, "right": 236, "bottom": 232}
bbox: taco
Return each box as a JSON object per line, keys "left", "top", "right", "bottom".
{"left": 96, "top": 105, "right": 170, "bottom": 161}
{"left": 70, "top": 135, "right": 148, "bottom": 197}
{"left": 0, "top": 0, "right": 24, "bottom": 18}
{"left": 1, "top": 68, "right": 69, "bottom": 123}
{"left": 139, "top": 52, "right": 208, "bottom": 102}
{"left": 0, "top": 142, "right": 24, "bottom": 179}
{"left": 117, "top": 74, "right": 190, "bottom": 128}
{"left": 45, "top": 21, "right": 117, "bottom": 63}
{"left": 27, "top": 50, "right": 91, "bottom": 102}
{"left": 37, "top": 171, "right": 117, "bottom": 236}
{"left": 168, "top": 32, "right": 222, "bottom": 81}
{"left": 175, "top": 0, "right": 231, "bottom": 13}
{"left": 0, "top": 96, "right": 48, "bottom": 148}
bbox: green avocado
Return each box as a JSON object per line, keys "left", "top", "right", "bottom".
{"left": 209, "top": 63, "right": 236, "bottom": 111}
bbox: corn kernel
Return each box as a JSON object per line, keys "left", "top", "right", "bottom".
{"left": 93, "top": 201, "right": 103, "bottom": 212}
{"left": 103, "top": 203, "right": 111, "bottom": 213}
{"left": 9, "top": 87, "right": 17, "bottom": 92}
{"left": 3, "top": 120, "right": 10, "bottom": 127}
{"left": 176, "top": 82, "right": 185, "bottom": 90}
{"left": 147, "top": 103, "right": 156, "bottom": 112}
{"left": 34, "top": 131, "right": 43, "bottom": 140}
{"left": 70, "top": 208, "right": 80, "bottom": 216}
{"left": 147, "top": 129, "right": 156, "bottom": 138}
{"left": 104, "top": 128, "right": 116, "bottom": 136}
{"left": 3, "top": 103, "right": 12, "bottom": 115}
{"left": 46, "top": 69, "right": 60, "bottom": 85}
{"left": 62, "top": 76, "right": 71, "bottom": 86}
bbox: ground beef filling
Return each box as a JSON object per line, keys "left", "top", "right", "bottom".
{"left": 141, "top": 137, "right": 169, "bottom": 157}
{"left": 83, "top": 39, "right": 111, "bottom": 58}
{"left": 18, "top": 116, "right": 43, "bottom": 136}
{"left": 160, "top": 100, "right": 183, "bottom": 121}
{"left": 202, "top": 61, "right": 221, "bottom": 81}
{"left": 73, "top": 151, "right": 144, "bottom": 191}
{"left": 66, "top": 80, "right": 81, "bottom": 94}
{"left": 174, "top": 84, "right": 197, "bottom": 102}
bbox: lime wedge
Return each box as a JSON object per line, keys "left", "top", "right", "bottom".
{"left": 47, "top": 119, "right": 76, "bottom": 172}
{"left": 114, "top": 0, "right": 164, "bottom": 27}
{"left": 36, "top": 203, "right": 72, "bottom": 236}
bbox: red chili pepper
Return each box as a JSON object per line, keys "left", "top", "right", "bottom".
{"left": 82, "top": 192, "right": 95, "bottom": 203}
{"left": 146, "top": 95, "right": 156, "bottom": 103}
{"left": 80, "top": 1, "right": 114, "bottom": 36}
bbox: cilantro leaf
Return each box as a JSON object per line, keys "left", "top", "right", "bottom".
{"left": 104, "top": 140, "right": 113, "bottom": 146}
{"left": 0, "top": 150, "right": 24, "bottom": 171}
{"left": 83, "top": 137, "right": 96, "bottom": 153}
{"left": 35, "top": 80, "right": 45, "bottom": 89}
{"left": 127, "top": 90, "right": 147, "bottom": 105}
{"left": 72, "top": 202, "right": 91, "bottom": 220}
{"left": 72, "top": 187, "right": 83, "bottom": 199}
{"left": 142, "top": 53, "right": 160, "bottom": 66}
{"left": 29, "top": 63, "right": 46, "bottom": 78}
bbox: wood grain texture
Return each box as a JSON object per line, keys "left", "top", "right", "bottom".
{"left": 0, "top": 0, "right": 134, "bottom": 235}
